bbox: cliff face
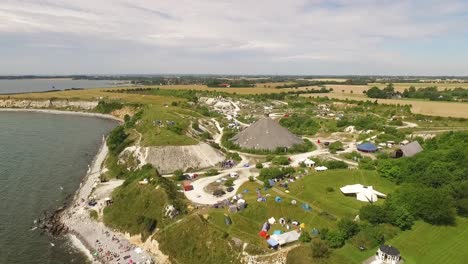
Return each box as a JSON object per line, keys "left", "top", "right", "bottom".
{"left": 0, "top": 99, "right": 98, "bottom": 110}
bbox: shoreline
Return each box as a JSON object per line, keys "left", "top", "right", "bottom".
{"left": 0, "top": 108, "right": 123, "bottom": 122}
{"left": 60, "top": 139, "right": 155, "bottom": 264}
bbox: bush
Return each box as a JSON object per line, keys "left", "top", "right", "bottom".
{"left": 255, "top": 162, "right": 264, "bottom": 169}
{"left": 272, "top": 156, "right": 290, "bottom": 165}
{"left": 89, "top": 210, "right": 98, "bottom": 220}
{"left": 337, "top": 218, "right": 359, "bottom": 239}
{"left": 310, "top": 239, "right": 330, "bottom": 259}
{"left": 329, "top": 141, "right": 344, "bottom": 153}
{"left": 248, "top": 176, "right": 255, "bottom": 182}
{"left": 299, "top": 231, "right": 312, "bottom": 243}
{"left": 224, "top": 178, "right": 234, "bottom": 187}
{"left": 326, "top": 187, "right": 335, "bottom": 193}
{"left": 174, "top": 169, "right": 184, "bottom": 180}
{"left": 325, "top": 160, "right": 348, "bottom": 169}
{"left": 205, "top": 169, "right": 219, "bottom": 176}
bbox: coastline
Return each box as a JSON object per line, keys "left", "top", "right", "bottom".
{"left": 60, "top": 138, "right": 155, "bottom": 264}
{"left": 0, "top": 108, "right": 123, "bottom": 122}
{"left": 0, "top": 107, "right": 158, "bottom": 263}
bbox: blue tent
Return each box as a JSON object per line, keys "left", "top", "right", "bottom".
{"left": 301, "top": 203, "right": 312, "bottom": 212}
{"left": 275, "top": 196, "right": 282, "bottom": 203}
{"left": 357, "top": 142, "right": 378, "bottom": 153}
{"left": 267, "top": 238, "right": 279, "bottom": 248}
{"left": 273, "top": 230, "right": 282, "bottom": 235}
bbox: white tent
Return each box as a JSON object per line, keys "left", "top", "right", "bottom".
{"left": 303, "top": 158, "right": 315, "bottom": 167}
{"left": 270, "top": 230, "right": 301, "bottom": 246}
{"left": 315, "top": 166, "right": 328, "bottom": 171}
{"left": 340, "top": 184, "right": 386, "bottom": 202}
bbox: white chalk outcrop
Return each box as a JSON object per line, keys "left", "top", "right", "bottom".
{"left": 123, "top": 142, "right": 225, "bottom": 174}
{"left": 0, "top": 99, "right": 98, "bottom": 110}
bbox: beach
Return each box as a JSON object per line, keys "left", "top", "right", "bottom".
{"left": 60, "top": 139, "right": 155, "bottom": 264}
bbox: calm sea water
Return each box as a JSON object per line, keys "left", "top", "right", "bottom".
{"left": 0, "top": 112, "right": 117, "bottom": 264}
{"left": 0, "top": 79, "right": 128, "bottom": 94}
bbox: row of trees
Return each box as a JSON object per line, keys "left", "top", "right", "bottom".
{"left": 402, "top": 86, "right": 468, "bottom": 101}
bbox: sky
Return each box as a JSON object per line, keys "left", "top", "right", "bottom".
{"left": 1, "top": 0, "right": 468, "bottom": 76}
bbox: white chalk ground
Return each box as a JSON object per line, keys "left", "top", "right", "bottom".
{"left": 185, "top": 168, "right": 256, "bottom": 205}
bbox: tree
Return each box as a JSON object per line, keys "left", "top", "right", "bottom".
{"left": 337, "top": 218, "right": 359, "bottom": 239}
{"left": 359, "top": 204, "right": 386, "bottom": 224}
{"left": 325, "top": 231, "right": 345, "bottom": 248}
{"left": 272, "top": 156, "right": 290, "bottom": 165}
{"left": 310, "top": 240, "right": 329, "bottom": 258}
{"left": 255, "top": 162, "right": 264, "bottom": 169}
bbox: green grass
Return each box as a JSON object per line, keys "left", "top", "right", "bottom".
{"left": 154, "top": 215, "right": 241, "bottom": 264}
{"left": 207, "top": 171, "right": 396, "bottom": 250}
{"left": 385, "top": 218, "right": 468, "bottom": 264}
{"left": 288, "top": 170, "right": 397, "bottom": 218}
{"left": 137, "top": 105, "right": 198, "bottom": 146}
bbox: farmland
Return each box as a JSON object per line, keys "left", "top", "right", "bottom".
{"left": 301, "top": 93, "right": 468, "bottom": 118}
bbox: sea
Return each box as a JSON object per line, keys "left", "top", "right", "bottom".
{"left": 0, "top": 111, "right": 117, "bottom": 264}
{"left": 0, "top": 79, "right": 128, "bottom": 94}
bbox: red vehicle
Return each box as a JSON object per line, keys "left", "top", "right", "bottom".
{"left": 284, "top": 114, "right": 290, "bottom": 117}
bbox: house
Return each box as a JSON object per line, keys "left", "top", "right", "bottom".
{"left": 376, "top": 245, "right": 401, "bottom": 264}
{"left": 340, "top": 184, "right": 386, "bottom": 203}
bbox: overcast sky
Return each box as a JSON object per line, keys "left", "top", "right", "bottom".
{"left": 1, "top": 0, "right": 468, "bottom": 75}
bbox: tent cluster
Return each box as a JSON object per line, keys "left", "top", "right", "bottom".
{"left": 212, "top": 193, "right": 248, "bottom": 212}
{"left": 340, "top": 184, "right": 386, "bottom": 203}
{"left": 258, "top": 217, "right": 305, "bottom": 249}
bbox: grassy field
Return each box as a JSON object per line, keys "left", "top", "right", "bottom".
{"left": 324, "top": 83, "right": 468, "bottom": 95}
{"left": 136, "top": 104, "right": 198, "bottom": 146}
{"left": 385, "top": 218, "right": 468, "bottom": 264}
{"left": 302, "top": 93, "right": 468, "bottom": 118}
{"left": 207, "top": 170, "right": 396, "bottom": 248}
{"left": 288, "top": 170, "right": 396, "bottom": 218}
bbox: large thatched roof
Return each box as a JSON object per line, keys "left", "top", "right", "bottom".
{"left": 230, "top": 118, "right": 303, "bottom": 150}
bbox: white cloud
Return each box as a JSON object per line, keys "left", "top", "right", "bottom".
{"left": 0, "top": 0, "right": 467, "bottom": 75}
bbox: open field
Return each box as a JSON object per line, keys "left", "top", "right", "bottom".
{"left": 325, "top": 83, "right": 468, "bottom": 95}
{"left": 302, "top": 93, "right": 468, "bottom": 118}
{"left": 288, "top": 169, "right": 396, "bottom": 218}
{"left": 386, "top": 218, "right": 468, "bottom": 264}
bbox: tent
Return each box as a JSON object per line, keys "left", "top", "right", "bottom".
{"left": 266, "top": 238, "right": 279, "bottom": 249}
{"left": 340, "top": 184, "right": 386, "bottom": 202}
{"left": 268, "top": 217, "right": 276, "bottom": 225}
{"left": 301, "top": 203, "right": 312, "bottom": 212}
{"left": 268, "top": 179, "right": 275, "bottom": 187}
{"left": 303, "top": 158, "right": 315, "bottom": 167}
{"left": 315, "top": 166, "right": 328, "bottom": 171}
{"left": 275, "top": 196, "right": 282, "bottom": 203}
{"left": 400, "top": 141, "right": 423, "bottom": 157}
{"left": 357, "top": 142, "right": 378, "bottom": 153}
{"left": 273, "top": 230, "right": 282, "bottom": 235}
{"left": 262, "top": 222, "right": 271, "bottom": 232}
{"left": 270, "top": 230, "right": 301, "bottom": 246}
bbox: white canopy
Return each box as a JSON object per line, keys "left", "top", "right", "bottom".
{"left": 270, "top": 230, "right": 301, "bottom": 246}
{"left": 340, "top": 184, "right": 386, "bottom": 202}
{"left": 315, "top": 166, "right": 328, "bottom": 171}
{"left": 268, "top": 217, "right": 276, "bottom": 225}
